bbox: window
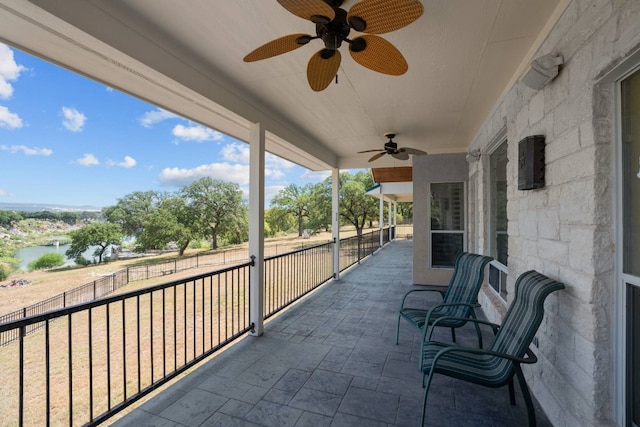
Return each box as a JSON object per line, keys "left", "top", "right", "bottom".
{"left": 621, "top": 67, "right": 640, "bottom": 427}
{"left": 489, "top": 141, "right": 508, "bottom": 299}
{"left": 430, "top": 182, "right": 465, "bottom": 268}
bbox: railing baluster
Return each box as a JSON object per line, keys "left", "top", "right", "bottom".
{"left": 68, "top": 314, "right": 73, "bottom": 427}
{"left": 107, "top": 304, "right": 111, "bottom": 410}
{"left": 89, "top": 308, "right": 94, "bottom": 422}
{"left": 46, "top": 321, "right": 51, "bottom": 427}
{"left": 122, "top": 300, "right": 126, "bottom": 401}
{"left": 136, "top": 295, "right": 141, "bottom": 393}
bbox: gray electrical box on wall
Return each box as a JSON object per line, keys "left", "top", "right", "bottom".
{"left": 518, "top": 135, "right": 545, "bottom": 190}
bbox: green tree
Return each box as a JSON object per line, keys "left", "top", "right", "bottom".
{"left": 66, "top": 222, "right": 123, "bottom": 263}
{"left": 102, "top": 191, "right": 164, "bottom": 237}
{"left": 265, "top": 207, "right": 295, "bottom": 235}
{"left": 270, "top": 184, "right": 311, "bottom": 237}
{"left": 307, "top": 179, "right": 332, "bottom": 233}
{"left": 397, "top": 202, "right": 413, "bottom": 222}
{"left": 340, "top": 170, "right": 378, "bottom": 237}
{"left": 0, "top": 210, "right": 22, "bottom": 226}
{"left": 137, "top": 197, "right": 198, "bottom": 256}
{"left": 28, "top": 253, "right": 65, "bottom": 271}
{"left": 181, "top": 177, "right": 245, "bottom": 250}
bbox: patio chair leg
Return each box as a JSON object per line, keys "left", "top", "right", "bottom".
{"left": 473, "top": 321, "right": 483, "bottom": 348}
{"left": 395, "top": 315, "right": 401, "bottom": 345}
{"left": 421, "top": 371, "right": 435, "bottom": 426}
{"left": 515, "top": 365, "right": 537, "bottom": 427}
{"left": 508, "top": 377, "right": 516, "bottom": 405}
{"left": 450, "top": 328, "right": 456, "bottom": 343}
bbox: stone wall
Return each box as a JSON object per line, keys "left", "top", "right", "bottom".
{"left": 468, "top": 0, "right": 640, "bottom": 425}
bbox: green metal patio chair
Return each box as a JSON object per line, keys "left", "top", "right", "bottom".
{"left": 419, "top": 270, "right": 565, "bottom": 427}
{"left": 395, "top": 252, "right": 493, "bottom": 348}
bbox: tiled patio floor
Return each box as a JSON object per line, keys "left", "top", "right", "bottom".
{"left": 113, "top": 240, "right": 552, "bottom": 427}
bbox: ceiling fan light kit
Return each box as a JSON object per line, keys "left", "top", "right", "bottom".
{"left": 244, "top": 0, "right": 424, "bottom": 91}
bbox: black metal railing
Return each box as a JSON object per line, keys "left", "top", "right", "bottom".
{"left": 0, "top": 232, "right": 397, "bottom": 426}
{"left": 0, "top": 262, "right": 251, "bottom": 426}
{"left": 339, "top": 227, "right": 387, "bottom": 272}
{"left": 264, "top": 241, "right": 334, "bottom": 319}
{"left": 0, "top": 242, "right": 330, "bottom": 347}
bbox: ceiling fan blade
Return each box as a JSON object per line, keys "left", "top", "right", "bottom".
{"left": 402, "top": 147, "right": 427, "bottom": 155}
{"left": 347, "top": 0, "right": 423, "bottom": 34}
{"left": 277, "top": 0, "right": 335, "bottom": 23}
{"left": 244, "top": 34, "right": 311, "bottom": 62}
{"left": 392, "top": 151, "right": 410, "bottom": 160}
{"left": 358, "top": 149, "right": 384, "bottom": 153}
{"left": 307, "top": 49, "right": 341, "bottom": 91}
{"left": 349, "top": 35, "right": 408, "bottom": 75}
{"left": 368, "top": 152, "right": 387, "bottom": 162}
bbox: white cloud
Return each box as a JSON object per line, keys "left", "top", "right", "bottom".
{"left": 0, "top": 105, "right": 23, "bottom": 129}
{"left": 0, "top": 44, "right": 26, "bottom": 100}
{"left": 221, "top": 143, "right": 249, "bottom": 163}
{"left": 158, "top": 162, "right": 250, "bottom": 187}
{"left": 0, "top": 189, "right": 6, "bottom": 197}
{"left": 61, "top": 107, "right": 87, "bottom": 132}
{"left": 76, "top": 153, "right": 99, "bottom": 166}
{"left": 300, "top": 170, "right": 331, "bottom": 181}
{"left": 221, "top": 142, "right": 294, "bottom": 180}
{"left": 1, "top": 144, "right": 52, "bottom": 156}
{"left": 172, "top": 124, "right": 223, "bottom": 142}
{"left": 107, "top": 155, "right": 137, "bottom": 168}
{"left": 139, "top": 108, "right": 178, "bottom": 127}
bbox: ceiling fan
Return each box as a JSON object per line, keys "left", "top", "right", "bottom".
{"left": 359, "top": 133, "right": 426, "bottom": 162}
{"left": 243, "top": 0, "right": 424, "bottom": 91}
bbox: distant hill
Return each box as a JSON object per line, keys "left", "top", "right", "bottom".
{"left": 0, "top": 202, "right": 101, "bottom": 213}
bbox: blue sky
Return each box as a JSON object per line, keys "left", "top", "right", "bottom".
{"left": 0, "top": 43, "right": 331, "bottom": 208}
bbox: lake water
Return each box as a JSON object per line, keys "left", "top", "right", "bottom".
{"left": 15, "top": 244, "right": 108, "bottom": 270}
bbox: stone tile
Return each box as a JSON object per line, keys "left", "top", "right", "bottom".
{"left": 158, "top": 388, "right": 228, "bottom": 426}
{"left": 330, "top": 411, "right": 387, "bottom": 427}
{"left": 289, "top": 387, "right": 343, "bottom": 417}
{"left": 263, "top": 387, "right": 296, "bottom": 405}
{"left": 304, "top": 369, "right": 353, "bottom": 395}
{"left": 111, "top": 410, "right": 178, "bottom": 427}
{"left": 197, "top": 375, "right": 268, "bottom": 404}
{"left": 274, "top": 368, "right": 313, "bottom": 393}
{"left": 338, "top": 387, "right": 400, "bottom": 424}
{"left": 295, "top": 411, "right": 332, "bottom": 427}
{"left": 217, "top": 399, "right": 253, "bottom": 418}
{"left": 200, "top": 412, "right": 261, "bottom": 427}
{"left": 244, "top": 400, "right": 302, "bottom": 427}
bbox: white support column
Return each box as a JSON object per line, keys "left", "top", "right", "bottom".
{"left": 379, "top": 195, "right": 384, "bottom": 247}
{"left": 388, "top": 200, "right": 392, "bottom": 242}
{"left": 249, "top": 122, "right": 265, "bottom": 337}
{"left": 331, "top": 168, "right": 340, "bottom": 280}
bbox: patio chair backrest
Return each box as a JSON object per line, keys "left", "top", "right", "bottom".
{"left": 490, "top": 270, "right": 564, "bottom": 360}
{"left": 439, "top": 252, "right": 493, "bottom": 318}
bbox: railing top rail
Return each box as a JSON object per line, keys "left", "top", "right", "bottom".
{"left": 264, "top": 240, "right": 332, "bottom": 261}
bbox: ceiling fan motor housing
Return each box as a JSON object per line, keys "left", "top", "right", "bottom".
{"left": 316, "top": 7, "right": 350, "bottom": 50}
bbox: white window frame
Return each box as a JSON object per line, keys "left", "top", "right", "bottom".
{"left": 429, "top": 181, "right": 467, "bottom": 269}
{"left": 600, "top": 45, "right": 640, "bottom": 427}
{"left": 486, "top": 130, "right": 508, "bottom": 300}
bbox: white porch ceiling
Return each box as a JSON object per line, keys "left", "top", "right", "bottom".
{"left": 0, "top": 0, "right": 566, "bottom": 171}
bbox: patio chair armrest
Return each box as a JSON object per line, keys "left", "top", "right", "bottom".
{"left": 425, "top": 316, "right": 500, "bottom": 341}
{"left": 399, "top": 286, "right": 447, "bottom": 309}
{"left": 421, "top": 302, "right": 481, "bottom": 335}
{"left": 430, "top": 344, "right": 538, "bottom": 367}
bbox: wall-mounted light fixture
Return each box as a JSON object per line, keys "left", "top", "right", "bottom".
{"left": 521, "top": 54, "right": 564, "bottom": 90}
{"left": 466, "top": 149, "right": 481, "bottom": 163}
